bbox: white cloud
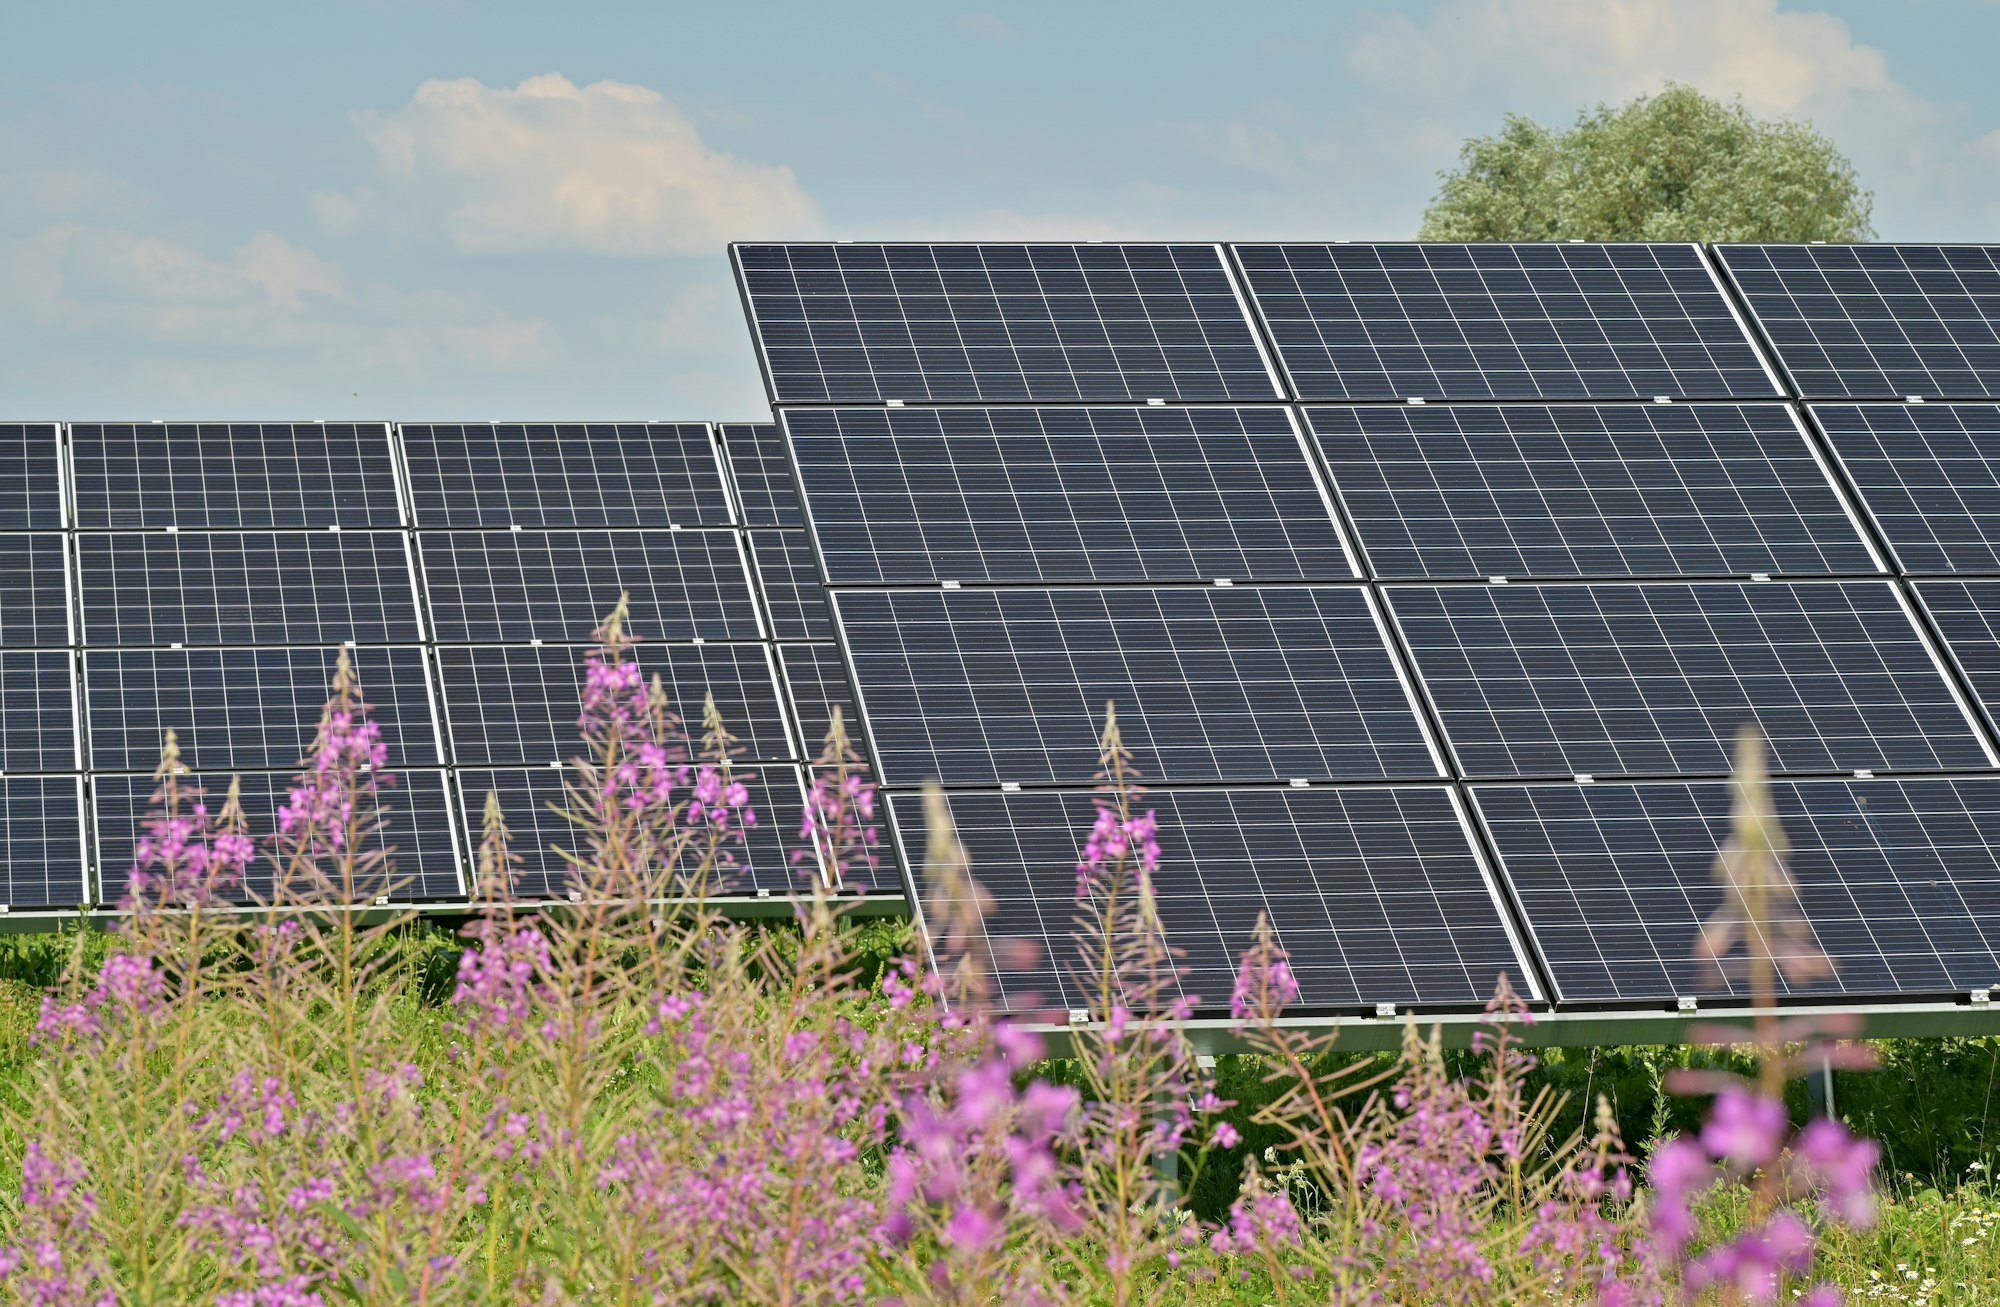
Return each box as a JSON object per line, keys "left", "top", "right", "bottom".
{"left": 322, "top": 72, "right": 820, "bottom": 255}
{"left": 1975, "top": 127, "right": 2000, "bottom": 168}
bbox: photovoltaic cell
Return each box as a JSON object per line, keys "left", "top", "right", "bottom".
{"left": 71, "top": 423, "right": 403, "bottom": 529}
{"left": 0, "top": 536, "right": 73, "bottom": 646}
{"left": 1912, "top": 579, "right": 2000, "bottom": 732}
{"left": 734, "top": 243, "right": 1280, "bottom": 404}
{"left": 77, "top": 532, "right": 420, "bottom": 646}
{"left": 1388, "top": 580, "right": 1991, "bottom": 779}
{"left": 1719, "top": 245, "right": 2000, "bottom": 400}
{"left": 1814, "top": 404, "right": 2000, "bottom": 574}
{"left": 1307, "top": 404, "right": 1876, "bottom": 580}
{"left": 1474, "top": 777, "right": 2000, "bottom": 1001}
{"left": 418, "top": 530, "right": 760, "bottom": 644}
{"left": 0, "top": 425, "right": 64, "bottom": 529}
{"left": 82, "top": 647, "right": 439, "bottom": 772}
{"left": 896, "top": 785, "right": 1533, "bottom": 1011}
{"left": 399, "top": 423, "right": 733, "bottom": 528}
{"left": 834, "top": 585, "right": 1438, "bottom": 786}
{"left": 92, "top": 770, "right": 463, "bottom": 903}
{"left": 435, "top": 643, "right": 791, "bottom": 767}
{"left": 720, "top": 422, "right": 801, "bottom": 527}
{"left": 784, "top": 405, "right": 1354, "bottom": 585}
{"left": 0, "top": 652, "right": 77, "bottom": 772}
{"left": 749, "top": 530, "right": 831, "bottom": 641}
{"left": 778, "top": 644, "right": 864, "bottom": 762}
{"left": 455, "top": 765, "right": 809, "bottom": 899}
{"left": 0, "top": 778, "right": 86, "bottom": 908}
{"left": 1235, "top": 243, "right": 1778, "bottom": 402}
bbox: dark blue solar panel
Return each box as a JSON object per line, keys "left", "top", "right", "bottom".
{"left": 0, "top": 777, "right": 86, "bottom": 908}
{"left": 0, "top": 652, "right": 77, "bottom": 772}
{"left": 78, "top": 532, "right": 419, "bottom": 646}
{"left": 455, "top": 764, "right": 809, "bottom": 899}
{"left": 0, "top": 425, "right": 64, "bottom": 529}
{"left": 1389, "top": 580, "right": 1992, "bottom": 779}
{"left": 418, "top": 530, "right": 761, "bottom": 644}
{"left": 435, "top": 643, "right": 792, "bottom": 767}
{"left": 0, "top": 535, "right": 73, "bottom": 646}
{"left": 71, "top": 423, "right": 403, "bottom": 529}
{"left": 897, "top": 785, "right": 1532, "bottom": 1011}
{"left": 778, "top": 643, "right": 864, "bottom": 763}
{"left": 1912, "top": 579, "right": 2000, "bottom": 734}
{"left": 92, "top": 769, "right": 463, "bottom": 903}
{"left": 784, "top": 405, "right": 1354, "bottom": 585}
{"left": 82, "top": 646, "right": 439, "bottom": 772}
{"left": 734, "top": 243, "right": 1281, "bottom": 404}
{"left": 1475, "top": 777, "right": 2000, "bottom": 1001}
{"left": 1814, "top": 404, "right": 2000, "bottom": 574}
{"left": 720, "top": 423, "right": 801, "bottom": 527}
{"left": 1236, "top": 243, "right": 1778, "bottom": 401}
{"left": 748, "top": 530, "right": 831, "bottom": 641}
{"left": 1308, "top": 403, "right": 1876, "bottom": 579}
{"left": 399, "top": 423, "right": 733, "bottom": 528}
{"left": 1720, "top": 245, "right": 2000, "bottom": 400}
{"left": 834, "top": 585, "right": 1439, "bottom": 786}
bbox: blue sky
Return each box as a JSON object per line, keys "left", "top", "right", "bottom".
{"left": 3, "top": 0, "right": 1997, "bottom": 421}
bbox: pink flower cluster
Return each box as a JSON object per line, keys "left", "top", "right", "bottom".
{"left": 1075, "top": 805, "right": 1159, "bottom": 897}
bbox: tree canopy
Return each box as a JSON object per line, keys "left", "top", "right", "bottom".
{"left": 1418, "top": 83, "right": 1873, "bottom": 243}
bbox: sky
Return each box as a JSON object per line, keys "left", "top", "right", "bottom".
{"left": 3, "top": 0, "right": 1998, "bottom": 422}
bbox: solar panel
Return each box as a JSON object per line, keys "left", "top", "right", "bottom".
{"left": 1307, "top": 403, "right": 1877, "bottom": 580}
{"left": 92, "top": 769, "right": 463, "bottom": 904}
{"left": 71, "top": 423, "right": 403, "bottom": 529}
{"left": 1234, "top": 243, "right": 1779, "bottom": 402}
{"left": 748, "top": 530, "right": 831, "bottom": 641}
{"left": 719, "top": 422, "right": 801, "bottom": 526}
{"left": 734, "top": 243, "right": 1281, "bottom": 404}
{"left": 784, "top": 405, "right": 1356, "bottom": 585}
{"left": 0, "top": 425, "right": 64, "bottom": 529}
{"left": 1910, "top": 579, "right": 2000, "bottom": 730}
{"left": 0, "top": 652, "right": 77, "bottom": 773}
{"left": 0, "top": 535, "right": 73, "bottom": 646}
{"left": 896, "top": 785, "right": 1534, "bottom": 1011}
{"left": 398, "top": 423, "right": 733, "bottom": 528}
{"left": 455, "top": 764, "right": 810, "bottom": 898}
{"left": 1474, "top": 777, "right": 2000, "bottom": 1002}
{"left": 1387, "top": 580, "right": 1993, "bottom": 780}
{"left": 82, "top": 647, "right": 440, "bottom": 772}
{"left": 834, "top": 585, "right": 1440, "bottom": 786}
{"left": 1719, "top": 245, "right": 2000, "bottom": 400}
{"left": 417, "top": 530, "right": 760, "bottom": 644}
{"left": 1813, "top": 404, "right": 2000, "bottom": 574}
{"left": 0, "top": 777, "right": 87, "bottom": 908}
{"left": 77, "top": 532, "right": 420, "bottom": 647}
{"left": 777, "top": 643, "right": 864, "bottom": 762}
{"left": 435, "top": 643, "right": 792, "bottom": 767}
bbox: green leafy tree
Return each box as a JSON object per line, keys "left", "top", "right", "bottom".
{"left": 1419, "top": 83, "right": 1873, "bottom": 243}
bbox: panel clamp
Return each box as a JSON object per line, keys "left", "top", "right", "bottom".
{"left": 1972, "top": 988, "right": 1992, "bottom": 1006}
{"left": 1750, "top": 573, "right": 1770, "bottom": 582}
{"left": 757, "top": 887, "right": 772, "bottom": 899}
{"left": 1652, "top": 396, "right": 1672, "bottom": 404}
{"left": 941, "top": 580, "right": 961, "bottom": 589}
{"left": 1213, "top": 577, "right": 1234, "bottom": 587}
{"left": 1905, "top": 396, "right": 1926, "bottom": 404}
{"left": 373, "top": 896, "right": 390, "bottom": 906}
{"left": 1067, "top": 1008, "right": 1090, "bottom": 1027}
{"left": 1146, "top": 398, "right": 1165, "bottom": 407}
{"left": 886, "top": 399, "right": 905, "bottom": 408}
{"left": 1574, "top": 774, "right": 1595, "bottom": 784}
{"left": 1676, "top": 996, "right": 1698, "bottom": 1013}
{"left": 1000, "top": 781, "right": 1021, "bottom": 793}
{"left": 1853, "top": 770, "right": 1874, "bottom": 780}
{"left": 1288, "top": 778, "right": 1311, "bottom": 788}
{"left": 1487, "top": 576, "right": 1508, "bottom": 585}
{"left": 1405, "top": 397, "right": 1426, "bottom": 406}
{"left": 1374, "top": 1002, "right": 1398, "bottom": 1019}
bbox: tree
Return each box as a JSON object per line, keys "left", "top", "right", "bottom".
{"left": 1418, "top": 83, "right": 1873, "bottom": 243}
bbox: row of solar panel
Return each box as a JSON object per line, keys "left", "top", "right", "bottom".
{"left": 734, "top": 242, "right": 2000, "bottom": 406}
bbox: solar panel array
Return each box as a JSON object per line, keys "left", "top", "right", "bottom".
{"left": 740, "top": 240, "right": 2000, "bottom": 1015}
{"left": 0, "top": 420, "right": 844, "bottom": 910}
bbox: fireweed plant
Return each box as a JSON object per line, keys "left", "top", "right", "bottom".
{"left": 0, "top": 600, "right": 1893, "bottom": 1304}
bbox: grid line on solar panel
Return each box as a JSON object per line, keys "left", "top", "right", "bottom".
{"left": 398, "top": 423, "right": 733, "bottom": 527}
{"left": 1812, "top": 404, "right": 2000, "bottom": 574}
{"left": 0, "top": 535, "right": 73, "bottom": 647}
{"left": 77, "top": 531, "right": 420, "bottom": 647}
{"left": 833, "top": 584, "right": 1441, "bottom": 787}
{"left": 1473, "top": 776, "right": 2000, "bottom": 1002}
{"left": 777, "top": 643, "right": 864, "bottom": 763}
{"left": 435, "top": 643, "right": 793, "bottom": 767}
{"left": 1233, "top": 243, "right": 1780, "bottom": 402}
{"left": 455, "top": 765, "right": 809, "bottom": 899}
{"left": 1387, "top": 580, "right": 1994, "bottom": 780}
{"left": 71, "top": 423, "right": 404, "bottom": 529}
{"left": 892, "top": 785, "right": 1534, "bottom": 1011}
{"left": 92, "top": 769, "right": 464, "bottom": 904}
{"left": 783, "top": 405, "right": 1357, "bottom": 585}
{"left": 719, "top": 423, "right": 801, "bottom": 526}
{"left": 748, "top": 530, "right": 831, "bottom": 641}
{"left": 734, "top": 243, "right": 1282, "bottom": 405}
{"left": 0, "top": 652, "right": 78, "bottom": 773}
{"left": 0, "top": 777, "right": 87, "bottom": 908}
{"left": 1719, "top": 245, "right": 2000, "bottom": 400}
{"left": 417, "top": 529, "right": 761, "bottom": 644}
{"left": 1910, "top": 579, "right": 2000, "bottom": 737}
{"left": 0, "top": 425, "right": 64, "bottom": 529}
{"left": 1306, "top": 403, "right": 1878, "bottom": 580}
{"left": 81, "top": 646, "right": 440, "bottom": 773}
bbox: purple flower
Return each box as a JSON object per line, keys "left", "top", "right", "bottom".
{"left": 1794, "top": 1117, "right": 1879, "bottom": 1227}
{"left": 1701, "top": 1087, "right": 1788, "bottom": 1171}
{"left": 1211, "top": 1121, "right": 1241, "bottom": 1150}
